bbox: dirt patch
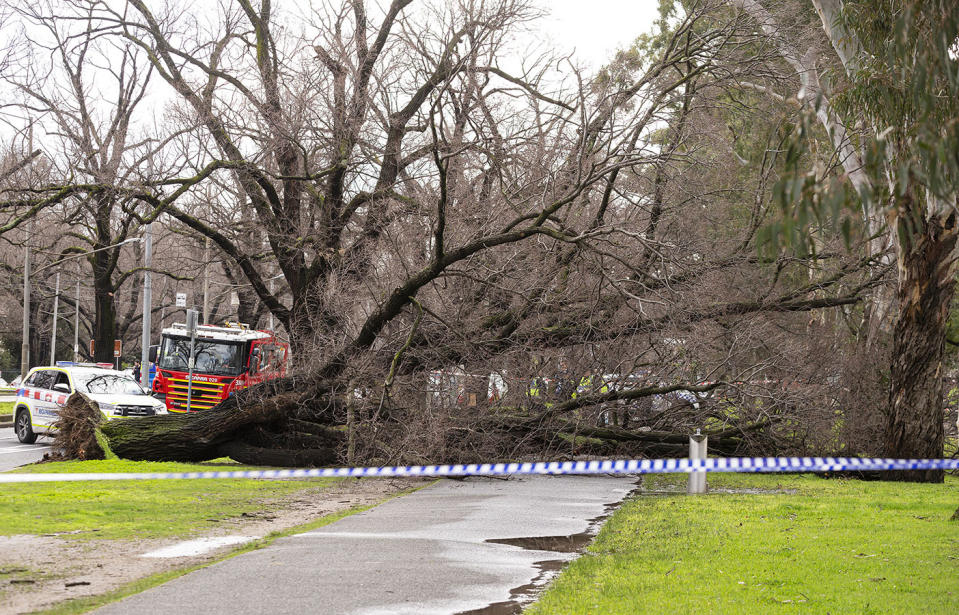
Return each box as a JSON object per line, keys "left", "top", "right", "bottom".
{"left": 0, "top": 477, "right": 428, "bottom": 614}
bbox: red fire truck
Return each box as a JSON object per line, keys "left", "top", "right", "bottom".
{"left": 150, "top": 322, "right": 289, "bottom": 412}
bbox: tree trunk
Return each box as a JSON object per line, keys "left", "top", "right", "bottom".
{"left": 99, "top": 390, "right": 304, "bottom": 462}
{"left": 884, "top": 205, "right": 958, "bottom": 482}
{"left": 92, "top": 250, "right": 117, "bottom": 364}
{"left": 217, "top": 441, "right": 338, "bottom": 467}
{"left": 284, "top": 292, "right": 320, "bottom": 363}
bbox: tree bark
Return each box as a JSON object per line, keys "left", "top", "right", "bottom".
{"left": 884, "top": 204, "right": 958, "bottom": 482}
{"left": 99, "top": 390, "right": 305, "bottom": 462}
{"left": 92, "top": 249, "right": 117, "bottom": 364}
{"left": 216, "top": 441, "right": 337, "bottom": 467}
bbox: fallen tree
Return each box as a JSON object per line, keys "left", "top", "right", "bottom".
{"left": 89, "top": 374, "right": 782, "bottom": 466}
{"left": 99, "top": 377, "right": 334, "bottom": 463}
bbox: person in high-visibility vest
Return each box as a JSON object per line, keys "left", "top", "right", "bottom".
{"left": 527, "top": 377, "right": 556, "bottom": 409}
{"left": 571, "top": 374, "right": 588, "bottom": 399}
{"left": 528, "top": 377, "right": 542, "bottom": 398}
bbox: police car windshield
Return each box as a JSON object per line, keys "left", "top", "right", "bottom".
{"left": 77, "top": 374, "right": 146, "bottom": 395}
{"left": 157, "top": 336, "right": 244, "bottom": 376}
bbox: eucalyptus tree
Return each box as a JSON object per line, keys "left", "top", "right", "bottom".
{"left": 734, "top": 0, "right": 959, "bottom": 480}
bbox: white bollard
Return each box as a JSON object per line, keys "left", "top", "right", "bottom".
{"left": 687, "top": 429, "right": 707, "bottom": 494}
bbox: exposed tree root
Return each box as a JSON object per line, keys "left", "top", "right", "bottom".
{"left": 52, "top": 393, "right": 105, "bottom": 461}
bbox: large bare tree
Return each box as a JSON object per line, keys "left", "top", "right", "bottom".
{"left": 0, "top": 0, "right": 196, "bottom": 363}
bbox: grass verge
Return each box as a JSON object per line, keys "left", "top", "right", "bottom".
{"left": 32, "top": 482, "right": 429, "bottom": 615}
{"left": 0, "top": 458, "right": 339, "bottom": 540}
{"left": 528, "top": 472, "right": 959, "bottom": 615}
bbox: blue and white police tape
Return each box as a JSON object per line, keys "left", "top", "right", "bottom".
{"left": 0, "top": 456, "right": 957, "bottom": 483}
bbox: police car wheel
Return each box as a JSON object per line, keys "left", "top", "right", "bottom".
{"left": 15, "top": 409, "right": 37, "bottom": 444}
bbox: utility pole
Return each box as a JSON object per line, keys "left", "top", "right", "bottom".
{"left": 21, "top": 218, "right": 31, "bottom": 377}
{"left": 202, "top": 236, "right": 210, "bottom": 325}
{"left": 50, "top": 270, "right": 60, "bottom": 365}
{"left": 74, "top": 260, "right": 80, "bottom": 362}
{"left": 140, "top": 224, "right": 153, "bottom": 389}
{"left": 20, "top": 123, "right": 34, "bottom": 378}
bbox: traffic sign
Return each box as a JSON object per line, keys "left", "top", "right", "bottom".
{"left": 185, "top": 309, "right": 199, "bottom": 336}
{"left": 175, "top": 292, "right": 187, "bottom": 307}
{"left": 89, "top": 339, "right": 123, "bottom": 357}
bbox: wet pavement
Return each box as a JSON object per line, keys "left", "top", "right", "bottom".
{"left": 94, "top": 474, "right": 637, "bottom": 614}
{"left": 0, "top": 428, "right": 50, "bottom": 472}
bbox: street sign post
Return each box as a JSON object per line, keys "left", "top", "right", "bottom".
{"left": 88, "top": 340, "right": 122, "bottom": 364}
{"left": 185, "top": 309, "right": 198, "bottom": 413}
{"left": 140, "top": 223, "right": 153, "bottom": 389}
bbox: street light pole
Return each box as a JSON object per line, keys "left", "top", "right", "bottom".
{"left": 50, "top": 270, "right": 60, "bottom": 365}
{"left": 140, "top": 224, "right": 153, "bottom": 389}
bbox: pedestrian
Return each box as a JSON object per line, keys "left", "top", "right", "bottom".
{"left": 132, "top": 361, "right": 141, "bottom": 382}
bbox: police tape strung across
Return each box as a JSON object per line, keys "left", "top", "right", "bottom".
{"left": 0, "top": 457, "right": 957, "bottom": 483}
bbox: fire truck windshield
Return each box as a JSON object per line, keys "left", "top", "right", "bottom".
{"left": 157, "top": 336, "right": 245, "bottom": 376}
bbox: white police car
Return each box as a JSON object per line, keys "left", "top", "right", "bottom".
{"left": 14, "top": 362, "right": 167, "bottom": 444}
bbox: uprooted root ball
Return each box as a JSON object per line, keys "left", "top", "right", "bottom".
{"left": 52, "top": 393, "right": 106, "bottom": 460}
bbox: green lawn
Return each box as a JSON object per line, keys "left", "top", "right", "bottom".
{"left": 528, "top": 472, "right": 959, "bottom": 615}
{"left": 0, "top": 459, "right": 340, "bottom": 540}
{"left": 0, "top": 400, "right": 13, "bottom": 417}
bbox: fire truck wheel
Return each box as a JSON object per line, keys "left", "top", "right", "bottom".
{"left": 15, "top": 408, "right": 37, "bottom": 444}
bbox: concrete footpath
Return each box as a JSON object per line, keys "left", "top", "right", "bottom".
{"left": 96, "top": 474, "right": 637, "bottom": 615}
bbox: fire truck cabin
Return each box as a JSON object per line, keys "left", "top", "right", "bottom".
{"left": 151, "top": 322, "right": 289, "bottom": 412}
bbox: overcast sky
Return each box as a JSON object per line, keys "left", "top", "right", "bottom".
{"left": 536, "top": 0, "right": 660, "bottom": 68}
{"left": 1, "top": 1, "right": 661, "bottom": 149}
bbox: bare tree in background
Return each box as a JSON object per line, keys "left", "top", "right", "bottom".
{"left": 0, "top": 1, "right": 197, "bottom": 363}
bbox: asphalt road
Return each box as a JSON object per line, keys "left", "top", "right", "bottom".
{"left": 96, "top": 474, "right": 638, "bottom": 615}
{"left": 1, "top": 394, "right": 51, "bottom": 471}
{"left": 0, "top": 428, "right": 51, "bottom": 471}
